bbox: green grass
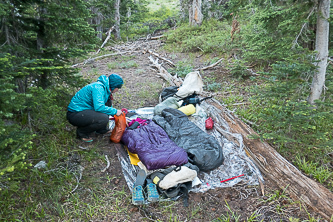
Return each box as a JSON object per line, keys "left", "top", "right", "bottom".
{"left": 2, "top": 15, "right": 332, "bottom": 221}
{"left": 107, "top": 60, "right": 138, "bottom": 69}
{"left": 146, "top": 0, "right": 178, "bottom": 12}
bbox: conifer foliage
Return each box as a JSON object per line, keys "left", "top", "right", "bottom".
{"left": 0, "top": 0, "right": 98, "bottom": 178}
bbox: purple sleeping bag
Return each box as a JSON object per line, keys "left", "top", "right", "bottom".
{"left": 121, "top": 120, "right": 188, "bottom": 170}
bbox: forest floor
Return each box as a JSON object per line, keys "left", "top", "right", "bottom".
{"left": 69, "top": 38, "right": 324, "bottom": 221}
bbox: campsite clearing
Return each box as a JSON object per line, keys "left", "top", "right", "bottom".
{"left": 72, "top": 38, "right": 327, "bottom": 221}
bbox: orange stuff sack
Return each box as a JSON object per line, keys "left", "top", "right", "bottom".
{"left": 110, "top": 112, "right": 126, "bottom": 143}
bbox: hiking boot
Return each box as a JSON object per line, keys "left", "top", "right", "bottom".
{"left": 132, "top": 185, "right": 145, "bottom": 205}
{"left": 146, "top": 183, "right": 159, "bottom": 202}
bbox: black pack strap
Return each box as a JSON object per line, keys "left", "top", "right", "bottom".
{"left": 199, "top": 96, "right": 213, "bottom": 103}
{"left": 179, "top": 183, "right": 189, "bottom": 207}
{"left": 174, "top": 166, "right": 181, "bottom": 172}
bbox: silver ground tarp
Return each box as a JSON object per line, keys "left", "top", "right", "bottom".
{"left": 115, "top": 100, "right": 263, "bottom": 194}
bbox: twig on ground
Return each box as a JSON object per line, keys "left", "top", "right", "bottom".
{"left": 196, "top": 58, "right": 223, "bottom": 71}
{"left": 101, "top": 155, "right": 110, "bottom": 173}
{"left": 232, "top": 102, "right": 249, "bottom": 106}
{"left": 241, "top": 117, "right": 259, "bottom": 127}
{"left": 78, "top": 146, "right": 89, "bottom": 150}
{"left": 70, "top": 174, "right": 80, "bottom": 194}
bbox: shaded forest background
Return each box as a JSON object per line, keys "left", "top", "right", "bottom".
{"left": 0, "top": 0, "right": 332, "bottom": 220}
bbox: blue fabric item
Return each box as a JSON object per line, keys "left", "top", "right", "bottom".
{"left": 153, "top": 108, "right": 224, "bottom": 171}
{"left": 67, "top": 75, "right": 117, "bottom": 116}
{"left": 109, "top": 74, "right": 123, "bottom": 91}
{"left": 121, "top": 120, "right": 188, "bottom": 170}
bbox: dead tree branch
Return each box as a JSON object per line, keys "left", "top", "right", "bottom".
{"left": 148, "top": 55, "right": 183, "bottom": 87}
{"left": 72, "top": 51, "right": 134, "bottom": 67}
{"left": 147, "top": 50, "right": 175, "bottom": 67}
{"left": 292, "top": 6, "right": 315, "bottom": 49}
{"left": 96, "top": 26, "right": 115, "bottom": 54}
{"left": 196, "top": 58, "right": 223, "bottom": 71}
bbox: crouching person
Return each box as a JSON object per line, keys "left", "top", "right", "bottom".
{"left": 67, "top": 74, "right": 123, "bottom": 142}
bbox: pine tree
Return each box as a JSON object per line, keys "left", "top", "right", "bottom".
{"left": 0, "top": 0, "right": 98, "bottom": 178}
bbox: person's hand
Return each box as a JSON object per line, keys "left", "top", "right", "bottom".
{"left": 126, "top": 118, "right": 130, "bottom": 127}
{"left": 115, "top": 110, "right": 122, "bottom": 116}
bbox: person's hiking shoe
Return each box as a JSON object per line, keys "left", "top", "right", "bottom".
{"left": 132, "top": 185, "right": 145, "bottom": 205}
{"left": 80, "top": 137, "right": 93, "bottom": 142}
{"left": 132, "top": 169, "right": 147, "bottom": 205}
{"left": 146, "top": 183, "right": 159, "bottom": 202}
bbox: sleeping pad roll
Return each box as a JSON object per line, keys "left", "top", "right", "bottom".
{"left": 121, "top": 119, "right": 188, "bottom": 170}
{"left": 153, "top": 108, "right": 224, "bottom": 171}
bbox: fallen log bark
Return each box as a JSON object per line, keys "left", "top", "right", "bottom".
{"left": 207, "top": 99, "right": 333, "bottom": 220}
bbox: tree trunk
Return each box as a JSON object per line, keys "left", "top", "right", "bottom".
{"left": 308, "top": 0, "right": 330, "bottom": 104}
{"left": 179, "top": 0, "right": 188, "bottom": 21}
{"left": 37, "top": 6, "right": 48, "bottom": 89}
{"left": 96, "top": 11, "right": 103, "bottom": 40}
{"left": 90, "top": 7, "right": 103, "bottom": 40}
{"left": 189, "top": 0, "right": 203, "bottom": 26}
{"left": 114, "top": 0, "right": 121, "bottom": 40}
{"left": 207, "top": 99, "right": 333, "bottom": 220}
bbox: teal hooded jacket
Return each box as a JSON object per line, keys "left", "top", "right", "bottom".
{"left": 67, "top": 75, "right": 118, "bottom": 115}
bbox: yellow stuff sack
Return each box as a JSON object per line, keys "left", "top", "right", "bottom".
{"left": 178, "top": 104, "right": 196, "bottom": 116}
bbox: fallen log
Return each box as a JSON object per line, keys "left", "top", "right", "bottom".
{"left": 207, "top": 99, "right": 333, "bottom": 220}
{"left": 147, "top": 50, "right": 175, "bottom": 67}
{"left": 148, "top": 55, "right": 182, "bottom": 87}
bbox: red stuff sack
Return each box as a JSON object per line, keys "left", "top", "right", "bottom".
{"left": 205, "top": 117, "right": 214, "bottom": 130}
{"left": 110, "top": 112, "right": 126, "bottom": 143}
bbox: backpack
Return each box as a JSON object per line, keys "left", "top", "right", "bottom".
{"left": 149, "top": 166, "right": 197, "bottom": 206}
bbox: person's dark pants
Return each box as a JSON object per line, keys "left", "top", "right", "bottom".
{"left": 67, "top": 110, "right": 109, "bottom": 139}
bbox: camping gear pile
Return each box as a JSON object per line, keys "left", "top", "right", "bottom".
{"left": 111, "top": 71, "right": 263, "bottom": 205}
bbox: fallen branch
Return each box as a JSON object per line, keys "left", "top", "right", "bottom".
{"left": 78, "top": 146, "right": 89, "bottom": 150}
{"left": 150, "top": 35, "right": 164, "bottom": 40}
{"left": 232, "top": 102, "right": 249, "bottom": 106}
{"left": 96, "top": 26, "right": 115, "bottom": 54}
{"left": 147, "top": 50, "right": 175, "bottom": 67}
{"left": 196, "top": 58, "right": 223, "bottom": 71}
{"left": 246, "top": 68, "right": 260, "bottom": 76}
{"left": 101, "top": 155, "right": 110, "bottom": 173}
{"left": 148, "top": 55, "right": 183, "bottom": 87}
{"left": 70, "top": 174, "right": 80, "bottom": 194}
{"left": 72, "top": 51, "right": 134, "bottom": 67}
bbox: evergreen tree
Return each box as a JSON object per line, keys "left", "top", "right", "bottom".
{"left": 0, "top": 0, "right": 98, "bottom": 178}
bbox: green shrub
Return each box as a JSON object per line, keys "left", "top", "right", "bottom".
{"left": 236, "top": 59, "right": 333, "bottom": 190}
{"left": 168, "top": 60, "right": 194, "bottom": 78}
{"left": 165, "top": 19, "right": 232, "bottom": 53}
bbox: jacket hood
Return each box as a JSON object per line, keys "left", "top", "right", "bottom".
{"left": 97, "top": 75, "right": 111, "bottom": 93}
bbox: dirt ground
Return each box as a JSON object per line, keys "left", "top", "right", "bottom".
{"left": 73, "top": 39, "right": 324, "bottom": 221}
